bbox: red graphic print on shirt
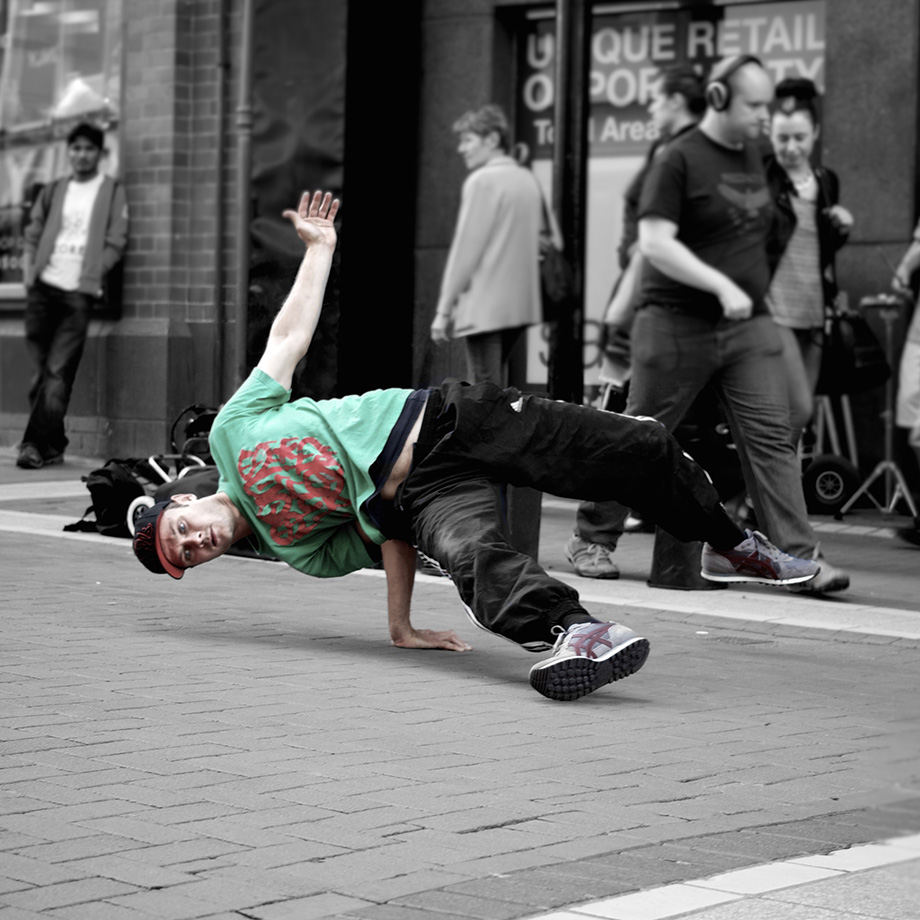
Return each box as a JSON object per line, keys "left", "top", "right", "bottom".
{"left": 238, "top": 437, "right": 350, "bottom": 546}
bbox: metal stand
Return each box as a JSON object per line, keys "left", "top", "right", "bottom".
{"left": 811, "top": 393, "right": 859, "bottom": 467}
{"left": 838, "top": 295, "right": 919, "bottom": 519}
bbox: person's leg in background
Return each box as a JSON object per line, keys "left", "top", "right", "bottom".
{"left": 714, "top": 316, "right": 848, "bottom": 593}
{"left": 797, "top": 326, "right": 824, "bottom": 409}
{"left": 895, "top": 339, "right": 920, "bottom": 545}
{"left": 28, "top": 288, "right": 93, "bottom": 461}
{"left": 464, "top": 327, "right": 525, "bottom": 388}
{"left": 567, "top": 306, "right": 719, "bottom": 578}
{"left": 568, "top": 499, "right": 627, "bottom": 578}
{"left": 18, "top": 283, "right": 58, "bottom": 467}
{"left": 19, "top": 284, "right": 92, "bottom": 468}
{"left": 464, "top": 331, "right": 502, "bottom": 387}
{"left": 900, "top": 423, "right": 920, "bottom": 544}
{"left": 774, "top": 322, "right": 820, "bottom": 450}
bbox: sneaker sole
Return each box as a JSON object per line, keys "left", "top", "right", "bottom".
{"left": 529, "top": 637, "right": 650, "bottom": 702}
{"left": 788, "top": 573, "right": 850, "bottom": 594}
{"left": 701, "top": 571, "right": 817, "bottom": 586}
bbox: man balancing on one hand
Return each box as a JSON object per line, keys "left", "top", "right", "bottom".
{"left": 133, "top": 190, "right": 819, "bottom": 702}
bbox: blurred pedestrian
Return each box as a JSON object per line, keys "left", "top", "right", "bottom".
{"left": 891, "top": 224, "right": 920, "bottom": 544}
{"left": 17, "top": 123, "right": 128, "bottom": 469}
{"left": 132, "top": 190, "right": 821, "bottom": 703}
{"left": 617, "top": 65, "right": 707, "bottom": 275}
{"left": 572, "top": 55, "right": 848, "bottom": 595}
{"left": 572, "top": 65, "right": 706, "bottom": 578}
{"left": 430, "top": 104, "right": 541, "bottom": 386}
{"left": 765, "top": 78, "right": 853, "bottom": 449}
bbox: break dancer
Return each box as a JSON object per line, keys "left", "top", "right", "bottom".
{"left": 133, "top": 191, "right": 819, "bottom": 702}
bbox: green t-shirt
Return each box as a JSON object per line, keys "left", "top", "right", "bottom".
{"left": 210, "top": 368, "right": 413, "bottom": 577}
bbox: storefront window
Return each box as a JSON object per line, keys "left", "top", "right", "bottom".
{"left": 0, "top": 0, "right": 122, "bottom": 299}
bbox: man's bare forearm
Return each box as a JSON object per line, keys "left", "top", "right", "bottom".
{"left": 267, "top": 245, "right": 333, "bottom": 348}
{"left": 641, "top": 232, "right": 731, "bottom": 297}
{"left": 639, "top": 218, "right": 751, "bottom": 320}
{"left": 383, "top": 539, "right": 418, "bottom": 644}
{"left": 257, "top": 191, "right": 339, "bottom": 389}
{"left": 382, "top": 539, "right": 472, "bottom": 653}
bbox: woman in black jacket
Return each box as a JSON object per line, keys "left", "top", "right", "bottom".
{"left": 765, "top": 79, "right": 853, "bottom": 450}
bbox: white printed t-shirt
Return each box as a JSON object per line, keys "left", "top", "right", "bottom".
{"left": 40, "top": 173, "right": 105, "bottom": 292}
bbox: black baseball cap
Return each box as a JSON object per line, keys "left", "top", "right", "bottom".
{"left": 132, "top": 500, "right": 185, "bottom": 579}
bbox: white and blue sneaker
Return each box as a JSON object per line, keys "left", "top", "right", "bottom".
{"left": 701, "top": 529, "right": 820, "bottom": 586}
{"left": 529, "top": 621, "right": 650, "bottom": 702}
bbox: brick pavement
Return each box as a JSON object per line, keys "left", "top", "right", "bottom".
{"left": 1, "top": 458, "right": 919, "bottom": 919}
{"left": 521, "top": 833, "right": 920, "bottom": 920}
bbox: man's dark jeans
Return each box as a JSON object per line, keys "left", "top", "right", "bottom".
{"left": 22, "top": 280, "right": 94, "bottom": 457}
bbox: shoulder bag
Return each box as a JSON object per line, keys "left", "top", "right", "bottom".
{"left": 817, "top": 297, "right": 890, "bottom": 396}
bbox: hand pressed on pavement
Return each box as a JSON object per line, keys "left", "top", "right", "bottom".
{"left": 392, "top": 627, "right": 472, "bottom": 652}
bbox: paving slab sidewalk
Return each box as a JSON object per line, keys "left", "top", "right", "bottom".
{"left": 1, "top": 453, "right": 919, "bottom": 920}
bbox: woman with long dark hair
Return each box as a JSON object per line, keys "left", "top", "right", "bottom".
{"left": 765, "top": 78, "right": 854, "bottom": 449}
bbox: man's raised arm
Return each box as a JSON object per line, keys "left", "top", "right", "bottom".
{"left": 257, "top": 190, "right": 340, "bottom": 390}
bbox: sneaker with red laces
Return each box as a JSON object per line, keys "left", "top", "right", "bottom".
{"left": 701, "top": 529, "right": 819, "bottom": 586}
{"left": 529, "top": 621, "right": 650, "bottom": 701}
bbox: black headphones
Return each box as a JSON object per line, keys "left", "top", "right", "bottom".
{"left": 705, "top": 54, "right": 764, "bottom": 112}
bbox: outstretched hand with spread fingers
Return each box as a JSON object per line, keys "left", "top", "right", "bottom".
{"left": 282, "top": 190, "right": 340, "bottom": 249}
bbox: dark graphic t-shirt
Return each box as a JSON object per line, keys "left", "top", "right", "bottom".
{"left": 637, "top": 127, "right": 774, "bottom": 320}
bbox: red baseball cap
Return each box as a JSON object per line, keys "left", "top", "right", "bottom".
{"left": 132, "top": 500, "right": 185, "bottom": 579}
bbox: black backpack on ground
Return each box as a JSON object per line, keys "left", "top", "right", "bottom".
{"left": 64, "top": 459, "right": 155, "bottom": 539}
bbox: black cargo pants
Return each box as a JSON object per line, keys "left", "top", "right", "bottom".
{"left": 398, "top": 380, "right": 742, "bottom": 651}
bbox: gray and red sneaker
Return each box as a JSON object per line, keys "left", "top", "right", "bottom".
{"left": 529, "top": 621, "right": 650, "bottom": 702}
{"left": 701, "top": 529, "right": 819, "bottom": 586}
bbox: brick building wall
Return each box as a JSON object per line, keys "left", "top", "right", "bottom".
{"left": 106, "top": 0, "right": 242, "bottom": 456}
{"left": 0, "top": 0, "right": 246, "bottom": 459}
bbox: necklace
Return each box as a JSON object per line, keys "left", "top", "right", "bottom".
{"left": 792, "top": 172, "right": 816, "bottom": 189}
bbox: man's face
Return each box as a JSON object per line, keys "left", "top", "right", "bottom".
{"left": 457, "top": 130, "right": 498, "bottom": 172}
{"left": 649, "top": 86, "right": 681, "bottom": 136}
{"left": 68, "top": 137, "right": 103, "bottom": 179}
{"left": 648, "top": 85, "right": 671, "bottom": 133}
{"left": 724, "top": 65, "right": 773, "bottom": 142}
{"left": 158, "top": 494, "right": 237, "bottom": 573}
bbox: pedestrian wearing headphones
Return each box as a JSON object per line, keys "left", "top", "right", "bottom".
{"left": 570, "top": 56, "right": 849, "bottom": 595}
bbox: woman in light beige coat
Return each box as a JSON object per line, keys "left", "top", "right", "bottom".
{"left": 431, "top": 105, "right": 542, "bottom": 385}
